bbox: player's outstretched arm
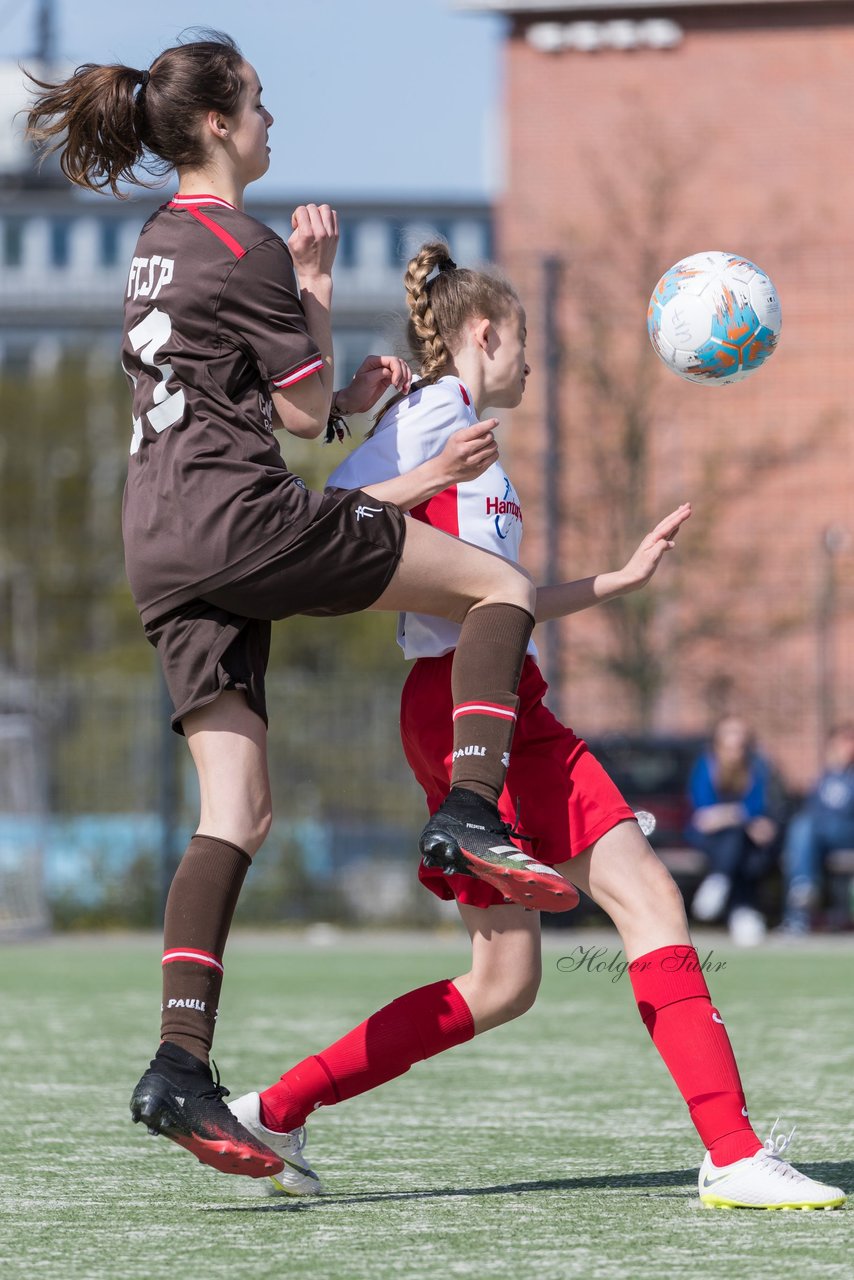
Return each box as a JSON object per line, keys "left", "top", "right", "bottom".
{"left": 535, "top": 502, "right": 691, "bottom": 623}
{"left": 360, "top": 419, "right": 500, "bottom": 513}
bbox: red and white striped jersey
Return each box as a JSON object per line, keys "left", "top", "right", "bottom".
{"left": 328, "top": 375, "right": 536, "bottom": 660}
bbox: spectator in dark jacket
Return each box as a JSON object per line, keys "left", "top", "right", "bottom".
{"left": 686, "top": 715, "right": 785, "bottom": 945}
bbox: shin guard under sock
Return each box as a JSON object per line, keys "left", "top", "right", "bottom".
{"left": 450, "top": 603, "right": 534, "bottom": 805}
{"left": 160, "top": 834, "right": 251, "bottom": 1063}
{"left": 259, "top": 979, "right": 474, "bottom": 1132}
{"left": 629, "top": 944, "right": 761, "bottom": 1164}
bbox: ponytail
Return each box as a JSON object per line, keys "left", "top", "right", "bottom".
{"left": 25, "top": 30, "right": 244, "bottom": 197}
{"left": 26, "top": 62, "right": 148, "bottom": 195}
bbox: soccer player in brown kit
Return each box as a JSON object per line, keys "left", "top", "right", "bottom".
{"left": 25, "top": 30, "right": 582, "bottom": 1179}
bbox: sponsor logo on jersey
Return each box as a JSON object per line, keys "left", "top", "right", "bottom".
{"left": 127, "top": 255, "right": 175, "bottom": 301}
{"left": 485, "top": 497, "right": 522, "bottom": 520}
{"left": 486, "top": 477, "right": 522, "bottom": 540}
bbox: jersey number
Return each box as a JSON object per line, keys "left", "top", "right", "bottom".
{"left": 126, "top": 308, "right": 186, "bottom": 455}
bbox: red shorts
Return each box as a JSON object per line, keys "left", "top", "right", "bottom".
{"left": 401, "top": 653, "right": 636, "bottom": 908}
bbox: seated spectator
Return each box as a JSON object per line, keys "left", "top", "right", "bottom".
{"left": 779, "top": 723, "right": 854, "bottom": 935}
{"left": 686, "top": 715, "right": 785, "bottom": 945}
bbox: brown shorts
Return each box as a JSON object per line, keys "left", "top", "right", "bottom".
{"left": 144, "top": 487, "right": 406, "bottom": 733}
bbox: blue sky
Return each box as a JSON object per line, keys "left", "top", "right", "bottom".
{"left": 1, "top": 0, "right": 504, "bottom": 198}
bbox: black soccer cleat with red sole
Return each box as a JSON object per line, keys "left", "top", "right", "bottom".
{"left": 130, "top": 1041, "right": 284, "bottom": 1179}
{"left": 418, "top": 787, "right": 580, "bottom": 913}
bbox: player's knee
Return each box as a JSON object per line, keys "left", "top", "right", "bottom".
{"left": 633, "top": 852, "right": 685, "bottom": 924}
{"left": 492, "top": 969, "right": 541, "bottom": 1025}
{"left": 475, "top": 560, "right": 535, "bottom": 616}
{"left": 503, "top": 562, "right": 536, "bottom": 614}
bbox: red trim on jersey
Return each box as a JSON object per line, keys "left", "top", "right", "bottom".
{"left": 410, "top": 485, "right": 460, "bottom": 537}
{"left": 459, "top": 383, "right": 471, "bottom": 406}
{"left": 452, "top": 701, "right": 518, "bottom": 723}
{"left": 271, "top": 358, "right": 324, "bottom": 389}
{"left": 183, "top": 206, "right": 246, "bottom": 259}
{"left": 169, "top": 193, "right": 237, "bottom": 210}
{"left": 162, "top": 948, "right": 224, "bottom": 974}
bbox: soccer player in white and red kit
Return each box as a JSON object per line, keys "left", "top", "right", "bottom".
{"left": 232, "top": 243, "right": 845, "bottom": 1212}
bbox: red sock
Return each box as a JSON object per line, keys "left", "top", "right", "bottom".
{"left": 629, "top": 945, "right": 762, "bottom": 1165}
{"left": 259, "top": 979, "right": 474, "bottom": 1132}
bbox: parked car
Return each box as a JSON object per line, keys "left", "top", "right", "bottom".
{"left": 541, "top": 732, "right": 710, "bottom": 928}
{"left": 584, "top": 732, "right": 707, "bottom": 852}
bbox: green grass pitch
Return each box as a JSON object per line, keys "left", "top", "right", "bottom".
{"left": 1, "top": 930, "right": 851, "bottom": 1280}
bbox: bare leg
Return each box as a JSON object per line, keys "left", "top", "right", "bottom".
{"left": 453, "top": 901, "right": 542, "bottom": 1033}
{"left": 130, "top": 692, "right": 285, "bottom": 1178}
{"left": 369, "top": 516, "right": 535, "bottom": 619}
{"left": 560, "top": 819, "right": 761, "bottom": 1164}
{"left": 254, "top": 897, "right": 542, "bottom": 1138}
{"left": 559, "top": 819, "right": 691, "bottom": 959}
{"left": 184, "top": 690, "right": 272, "bottom": 856}
{"left": 157, "top": 691, "right": 272, "bottom": 1058}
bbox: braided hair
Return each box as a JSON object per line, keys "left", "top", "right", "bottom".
{"left": 371, "top": 240, "right": 521, "bottom": 430}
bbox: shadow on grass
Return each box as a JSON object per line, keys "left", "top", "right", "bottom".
{"left": 205, "top": 1160, "right": 854, "bottom": 1214}
{"left": 796, "top": 1160, "right": 854, "bottom": 1191}
{"left": 204, "top": 1166, "right": 701, "bottom": 1213}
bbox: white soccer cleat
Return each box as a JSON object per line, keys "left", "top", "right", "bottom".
{"left": 228, "top": 1092, "right": 324, "bottom": 1196}
{"left": 698, "top": 1121, "right": 846, "bottom": 1210}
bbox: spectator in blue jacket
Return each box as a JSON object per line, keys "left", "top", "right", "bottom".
{"left": 779, "top": 723, "right": 854, "bottom": 935}
{"left": 686, "top": 715, "right": 785, "bottom": 945}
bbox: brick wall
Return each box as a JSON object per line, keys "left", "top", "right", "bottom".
{"left": 496, "top": 3, "right": 854, "bottom": 784}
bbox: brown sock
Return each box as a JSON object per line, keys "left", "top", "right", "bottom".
{"left": 160, "top": 834, "right": 251, "bottom": 1064}
{"left": 450, "top": 602, "right": 534, "bottom": 805}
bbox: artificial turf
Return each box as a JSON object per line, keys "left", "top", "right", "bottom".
{"left": 1, "top": 929, "right": 851, "bottom": 1279}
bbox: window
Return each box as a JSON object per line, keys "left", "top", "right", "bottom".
{"left": 3, "top": 220, "right": 24, "bottom": 267}
{"left": 99, "top": 221, "right": 122, "bottom": 267}
{"left": 337, "top": 219, "right": 357, "bottom": 270}
{"left": 49, "top": 220, "right": 72, "bottom": 268}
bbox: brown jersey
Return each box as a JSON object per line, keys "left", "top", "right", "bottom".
{"left": 121, "top": 193, "right": 325, "bottom": 623}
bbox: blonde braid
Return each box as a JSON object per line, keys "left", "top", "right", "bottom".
{"left": 368, "top": 239, "right": 521, "bottom": 433}
{"left": 405, "top": 242, "right": 454, "bottom": 382}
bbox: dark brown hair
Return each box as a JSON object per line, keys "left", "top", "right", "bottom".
{"left": 371, "top": 240, "right": 521, "bottom": 429}
{"left": 24, "top": 30, "right": 244, "bottom": 196}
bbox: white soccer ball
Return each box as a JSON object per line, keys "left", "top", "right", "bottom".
{"left": 647, "top": 251, "right": 782, "bottom": 385}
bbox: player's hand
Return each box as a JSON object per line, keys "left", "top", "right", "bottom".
{"left": 288, "top": 203, "right": 339, "bottom": 280}
{"left": 619, "top": 502, "right": 692, "bottom": 590}
{"left": 747, "top": 815, "right": 778, "bottom": 846}
{"left": 335, "top": 356, "right": 413, "bottom": 415}
{"left": 439, "top": 419, "right": 500, "bottom": 484}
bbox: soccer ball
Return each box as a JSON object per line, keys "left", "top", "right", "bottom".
{"left": 647, "top": 251, "right": 782, "bottom": 385}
